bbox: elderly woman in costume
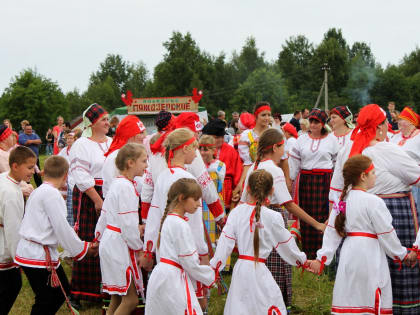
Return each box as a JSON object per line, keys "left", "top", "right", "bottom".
{"left": 69, "top": 104, "right": 112, "bottom": 307}
{"left": 330, "top": 104, "right": 420, "bottom": 314}
{"left": 390, "top": 107, "right": 420, "bottom": 209}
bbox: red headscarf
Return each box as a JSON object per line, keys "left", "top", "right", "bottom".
{"left": 238, "top": 112, "right": 256, "bottom": 130}
{"left": 104, "top": 115, "right": 146, "bottom": 157}
{"left": 349, "top": 104, "right": 386, "bottom": 157}
{"left": 174, "top": 112, "right": 203, "bottom": 132}
{"left": 399, "top": 106, "right": 420, "bottom": 128}
{"left": 282, "top": 123, "right": 298, "bottom": 138}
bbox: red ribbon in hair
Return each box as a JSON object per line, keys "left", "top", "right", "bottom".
{"left": 263, "top": 140, "right": 285, "bottom": 151}
{"left": 0, "top": 127, "right": 12, "bottom": 142}
{"left": 254, "top": 105, "right": 271, "bottom": 117}
{"left": 167, "top": 137, "right": 196, "bottom": 173}
{"left": 364, "top": 163, "right": 374, "bottom": 174}
{"left": 349, "top": 104, "right": 386, "bottom": 158}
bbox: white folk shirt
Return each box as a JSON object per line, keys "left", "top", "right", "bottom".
{"left": 102, "top": 149, "right": 143, "bottom": 198}
{"left": 333, "top": 129, "right": 353, "bottom": 148}
{"left": 329, "top": 141, "right": 420, "bottom": 202}
{"left": 289, "top": 133, "right": 339, "bottom": 181}
{"left": 69, "top": 136, "right": 112, "bottom": 192}
{"left": 240, "top": 159, "right": 292, "bottom": 206}
{"left": 144, "top": 167, "right": 208, "bottom": 256}
{"left": 210, "top": 203, "right": 306, "bottom": 315}
{"left": 145, "top": 214, "right": 215, "bottom": 315}
{"left": 390, "top": 130, "right": 420, "bottom": 164}
{"left": 141, "top": 151, "right": 224, "bottom": 222}
{"left": 15, "top": 183, "right": 88, "bottom": 269}
{"left": 0, "top": 173, "right": 24, "bottom": 270}
{"left": 284, "top": 137, "right": 297, "bottom": 156}
{"left": 317, "top": 190, "right": 407, "bottom": 314}
{"left": 95, "top": 177, "right": 143, "bottom": 295}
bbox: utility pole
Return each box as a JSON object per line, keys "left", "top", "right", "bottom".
{"left": 322, "top": 63, "right": 330, "bottom": 111}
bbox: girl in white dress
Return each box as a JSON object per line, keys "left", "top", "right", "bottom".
{"left": 311, "top": 155, "right": 414, "bottom": 315}
{"left": 211, "top": 169, "right": 309, "bottom": 315}
{"left": 95, "top": 143, "right": 148, "bottom": 315}
{"left": 145, "top": 178, "right": 216, "bottom": 315}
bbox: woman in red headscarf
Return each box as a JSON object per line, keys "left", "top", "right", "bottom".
{"left": 102, "top": 115, "right": 146, "bottom": 198}
{"left": 288, "top": 108, "right": 338, "bottom": 258}
{"left": 390, "top": 107, "right": 420, "bottom": 209}
{"left": 328, "top": 104, "right": 420, "bottom": 314}
{"left": 69, "top": 103, "right": 112, "bottom": 306}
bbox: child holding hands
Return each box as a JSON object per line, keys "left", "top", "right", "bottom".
{"left": 14, "top": 156, "right": 98, "bottom": 314}
{"left": 95, "top": 143, "right": 148, "bottom": 315}
{"left": 310, "top": 155, "right": 415, "bottom": 315}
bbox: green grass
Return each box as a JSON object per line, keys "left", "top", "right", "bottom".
{"left": 17, "top": 156, "right": 334, "bottom": 314}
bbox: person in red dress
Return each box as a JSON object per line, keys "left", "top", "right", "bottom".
{"left": 53, "top": 116, "right": 64, "bottom": 155}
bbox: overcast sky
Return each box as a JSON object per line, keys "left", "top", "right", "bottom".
{"left": 1, "top": 0, "right": 419, "bottom": 94}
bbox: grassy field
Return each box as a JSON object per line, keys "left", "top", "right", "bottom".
{"left": 15, "top": 155, "right": 334, "bottom": 314}
{"left": 11, "top": 263, "right": 334, "bottom": 314}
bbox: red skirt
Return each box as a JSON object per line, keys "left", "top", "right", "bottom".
{"left": 70, "top": 185, "right": 103, "bottom": 302}
{"left": 298, "top": 170, "right": 332, "bottom": 259}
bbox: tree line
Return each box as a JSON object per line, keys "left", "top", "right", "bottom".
{"left": 1, "top": 28, "right": 420, "bottom": 139}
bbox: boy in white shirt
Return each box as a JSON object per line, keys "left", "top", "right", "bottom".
{"left": 0, "top": 146, "right": 37, "bottom": 314}
{"left": 14, "top": 156, "right": 98, "bottom": 314}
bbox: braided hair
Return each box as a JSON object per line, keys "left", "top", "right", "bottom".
{"left": 248, "top": 169, "right": 273, "bottom": 263}
{"left": 335, "top": 155, "right": 373, "bottom": 237}
{"left": 254, "top": 128, "right": 284, "bottom": 170}
{"left": 156, "top": 178, "right": 202, "bottom": 249}
{"left": 163, "top": 128, "right": 197, "bottom": 163}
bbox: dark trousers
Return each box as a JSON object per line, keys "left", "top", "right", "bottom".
{"left": 0, "top": 268, "right": 22, "bottom": 315}
{"left": 33, "top": 158, "right": 43, "bottom": 187}
{"left": 22, "top": 265, "right": 70, "bottom": 315}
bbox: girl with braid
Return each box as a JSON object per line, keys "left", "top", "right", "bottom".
{"left": 94, "top": 144, "right": 147, "bottom": 315}
{"left": 211, "top": 170, "right": 309, "bottom": 315}
{"left": 145, "top": 178, "right": 216, "bottom": 315}
{"left": 142, "top": 128, "right": 210, "bottom": 309}
{"left": 240, "top": 128, "right": 325, "bottom": 309}
{"left": 311, "top": 155, "right": 415, "bottom": 315}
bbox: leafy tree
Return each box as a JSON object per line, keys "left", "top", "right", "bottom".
{"left": 84, "top": 75, "right": 120, "bottom": 111}
{"left": 65, "top": 88, "right": 93, "bottom": 118}
{"left": 231, "top": 37, "right": 266, "bottom": 84}
{"left": 400, "top": 47, "right": 420, "bottom": 77}
{"left": 277, "top": 35, "right": 315, "bottom": 92}
{"left": 0, "top": 69, "right": 67, "bottom": 140}
{"left": 350, "top": 42, "right": 375, "bottom": 67}
{"left": 230, "top": 68, "right": 289, "bottom": 113}
{"left": 370, "top": 65, "right": 410, "bottom": 107}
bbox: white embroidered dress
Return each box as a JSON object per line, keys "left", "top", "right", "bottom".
{"left": 95, "top": 177, "right": 143, "bottom": 295}
{"left": 317, "top": 190, "right": 407, "bottom": 314}
{"left": 145, "top": 214, "right": 215, "bottom": 315}
{"left": 210, "top": 203, "right": 306, "bottom": 315}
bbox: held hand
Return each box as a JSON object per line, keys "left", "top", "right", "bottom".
{"left": 309, "top": 260, "right": 322, "bottom": 275}
{"left": 94, "top": 199, "right": 103, "bottom": 216}
{"left": 87, "top": 242, "right": 99, "bottom": 257}
{"left": 317, "top": 222, "right": 326, "bottom": 233}
{"left": 138, "top": 224, "right": 146, "bottom": 237}
{"left": 404, "top": 251, "right": 418, "bottom": 268}
{"left": 232, "top": 185, "right": 242, "bottom": 199}
{"left": 139, "top": 255, "right": 154, "bottom": 271}
{"left": 216, "top": 216, "right": 227, "bottom": 230}
{"left": 199, "top": 254, "right": 210, "bottom": 266}
{"left": 304, "top": 260, "right": 317, "bottom": 274}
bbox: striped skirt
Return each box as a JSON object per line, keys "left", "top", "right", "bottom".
{"left": 380, "top": 192, "right": 420, "bottom": 315}
{"left": 266, "top": 205, "right": 292, "bottom": 308}
{"left": 297, "top": 170, "right": 332, "bottom": 259}
{"left": 70, "top": 185, "right": 103, "bottom": 302}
